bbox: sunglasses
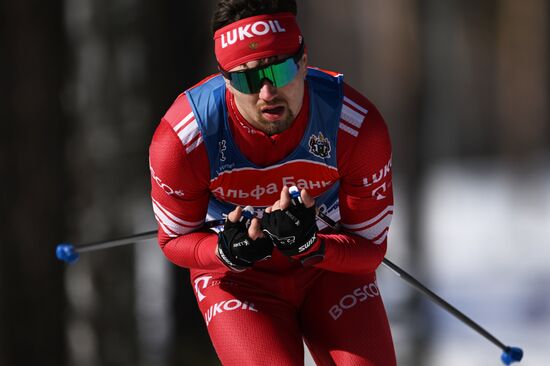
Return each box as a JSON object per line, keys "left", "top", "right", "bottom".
{"left": 220, "top": 43, "right": 305, "bottom": 94}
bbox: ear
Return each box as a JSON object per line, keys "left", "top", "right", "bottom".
{"left": 299, "top": 53, "right": 308, "bottom": 78}
{"left": 224, "top": 78, "right": 235, "bottom": 94}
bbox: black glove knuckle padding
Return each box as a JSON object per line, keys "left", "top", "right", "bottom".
{"left": 218, "top": 218, "right": 273, "bottom": 270}
{"left": 261, "top": 205, "right": 318, "bottom": 256}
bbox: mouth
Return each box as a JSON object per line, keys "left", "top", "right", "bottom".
{"left": 260, "top": 105, "right": 286, "bottom": 121}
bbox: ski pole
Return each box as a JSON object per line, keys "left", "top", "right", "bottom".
{"left": 286, "top": 186, "right": 523, "bottom": 365}
{"left": 57, "top": 188, "right": 523, "bottom": 365}
{"left": 55, "top": 219, "right": 225, "bottom": 264}
{"left": 324, "top": 212, "right": 523, "bottom": 364}
{"left": 379, "top": 257, "right": 523, "bottom": 365}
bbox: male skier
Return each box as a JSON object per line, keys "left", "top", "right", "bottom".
{"left": 149, "top": 0, "right": 396, "bottom": 364}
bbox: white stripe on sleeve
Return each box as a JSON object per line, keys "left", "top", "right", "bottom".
{"left": 343, "top": 96, "right": 369, "bottom": 114}
{"left": 339, "top": 122, "right": 359, "bottom": 137}
{"left": 173, "top": 111, "right": 194, "bottom": 132}
{"left": 373, "top": 229, "right": 389, "bottom": 245}
{"left": 155, "top": 215, "right": 178, "bottom": 237}
{"left": 152, "top": 200, "right": 203, "bottom": 236}
{"left": 177, "top": 120, "right": 200, "bottom": 145}
{"left": 343, "top": 205, "right": 394, "bottom": 230}
{"left": 353, "top": 213, "right": 393, "bottom": 242}
{"left": 152, "top": 199, "right": 204, "bottom": 227}
{"left": 341, "top": 104, "right": 365, "bottom": 129}
{"left": 186, "top": 135, "right": 203, "bottom": 154}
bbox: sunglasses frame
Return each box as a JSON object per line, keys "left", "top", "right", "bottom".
{"left": 219, "top": 42, "right": 305, "bottom": 94}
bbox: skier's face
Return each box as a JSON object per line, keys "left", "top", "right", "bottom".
{"left": 226, "top": 53, "right": 308, "bottom": 136}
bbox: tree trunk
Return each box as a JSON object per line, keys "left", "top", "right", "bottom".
{"left": 0, "top": 1, "right": 68, "bottom": 365}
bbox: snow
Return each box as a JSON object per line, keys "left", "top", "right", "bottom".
{"left": 418, "top": 161, "right": 550, "bottom": 365}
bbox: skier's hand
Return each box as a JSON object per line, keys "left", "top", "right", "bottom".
{"left": 217, "top": 206, "right": 273, "bottom": 271}
{"left": 261, "top": 186, "right": 319, "bottom": 256}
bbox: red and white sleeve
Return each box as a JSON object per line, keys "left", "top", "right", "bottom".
{"left": 315, "top": 83, "right": 394, "bottom": 274}
{"left": 149, "top": 94, "right": 224, "bottom": 270}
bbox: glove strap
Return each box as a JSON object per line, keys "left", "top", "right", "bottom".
{"left": 298, "top": 239, "right": 325, "bottom": 267}
{"left": 217, "top": 234, "right": 249, "bottom": 272}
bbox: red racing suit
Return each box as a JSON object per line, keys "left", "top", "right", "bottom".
{"left": 149, "top": 69, "right": 396, "bottom": 365}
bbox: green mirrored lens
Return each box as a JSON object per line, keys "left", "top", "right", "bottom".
{"left": 229, "top": 57, "right": 299, "bottom": 94}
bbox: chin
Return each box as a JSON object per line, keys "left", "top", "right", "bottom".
{"left": 256, "top": 109, "right": 295, "bottom": 135}
{"left": 268, "top": 120, "right": 293, "bottom": 135}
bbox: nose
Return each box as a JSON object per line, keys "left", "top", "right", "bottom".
{"left": 258, "top": 80, "right": 278, "bottom": 102}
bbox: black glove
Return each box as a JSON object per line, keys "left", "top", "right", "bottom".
{"left": 261, "top": 200, "right": 319, "bottom": 256}
{"left": 217, "top": 217, "right": 273, "bottom": 271}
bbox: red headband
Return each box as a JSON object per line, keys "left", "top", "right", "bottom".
{"left": 214, "top": 12, "right": 303, "bottom": 71}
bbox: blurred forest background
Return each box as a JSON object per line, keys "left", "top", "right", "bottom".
{"left": 1, "top": 0, "right": 548, "bottom": 365}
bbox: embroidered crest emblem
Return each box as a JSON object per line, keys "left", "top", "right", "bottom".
{"left": 308, "top": 132, "right": 331, "bottom": 158}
